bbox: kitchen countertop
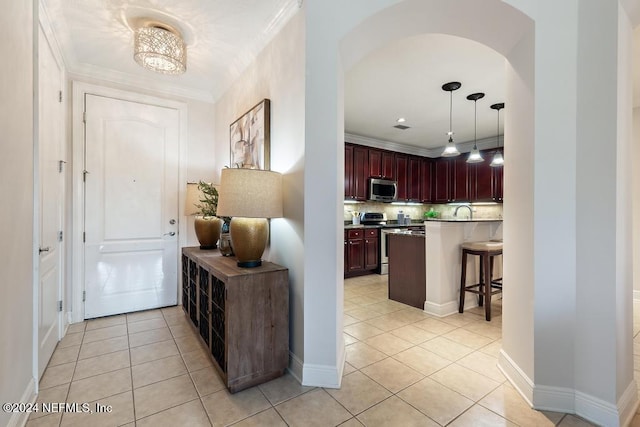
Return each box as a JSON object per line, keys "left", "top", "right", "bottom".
{"left": 344, "top": 218, "right": 502, "bottom": 229}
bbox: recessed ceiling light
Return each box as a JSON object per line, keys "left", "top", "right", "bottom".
{"left": 396, "top": 118, "right": 406, "bottom": 123}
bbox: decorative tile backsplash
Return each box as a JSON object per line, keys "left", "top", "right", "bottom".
{"left": 344, "top": 202, "right": 503, "bottom": 223}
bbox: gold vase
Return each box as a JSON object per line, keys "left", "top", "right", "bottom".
{"left": 194, "top": 216, "right": 222, "bottom": 249}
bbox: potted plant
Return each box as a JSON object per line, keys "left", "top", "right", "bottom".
{"left": 194, "top": 181, "right": 223, "bottom": 249}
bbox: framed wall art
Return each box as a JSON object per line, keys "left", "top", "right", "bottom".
{"left": 229, "top": 99, "right": 271, "bottom": 170}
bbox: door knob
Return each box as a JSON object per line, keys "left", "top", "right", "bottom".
{"left": 39, "top": 246, "right": 50, "bottom": 254}
{"left": 164, "top": 232, "right": 176, "bottom": 236}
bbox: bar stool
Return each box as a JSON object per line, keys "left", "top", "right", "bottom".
{"left": 458, "top": 241, "right": 503, "bottom": 321}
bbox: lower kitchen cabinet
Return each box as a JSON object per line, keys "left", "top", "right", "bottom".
{"left": 181, "top": 247, "right": 289, "bottom": 393}
{"left": 345, "top": 228, "right": 380, "bottom": 277}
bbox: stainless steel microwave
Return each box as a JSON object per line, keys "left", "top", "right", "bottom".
{"left": 369, "top": 178, "right": 398, "bottom": 202}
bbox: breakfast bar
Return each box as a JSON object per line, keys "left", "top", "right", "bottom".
{"left": 387, "top": 219, "right": 503, "bottom": 317}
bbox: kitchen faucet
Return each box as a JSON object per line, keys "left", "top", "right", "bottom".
{"left": 454, "top": 204, "right": 473, "bottom": 220}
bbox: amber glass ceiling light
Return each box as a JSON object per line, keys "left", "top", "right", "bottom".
{"left": 490, "top": 103, "right": 505, "bottom": 167}
{"left": 441, "top": 82, "right": 462, "bottom": 157}
{"left": 134, "top": 24, "right": 186, "bottom": 75}
{"left": 466, "top": 92, "right": 485, "bottom": 164}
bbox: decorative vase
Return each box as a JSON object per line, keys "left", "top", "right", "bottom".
{"left": 194, "top": 216, "right": 222, "bottom": 249}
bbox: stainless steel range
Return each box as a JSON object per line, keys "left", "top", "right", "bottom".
{"left": 359, "top": 212, "right": 387, "bottom": 225}
{"left": 358, "top": 213, "right": 396, "bottom": 275}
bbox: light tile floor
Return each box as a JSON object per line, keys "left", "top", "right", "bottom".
{"left": 29, "top": 275, "right": 637, "bottom": 426}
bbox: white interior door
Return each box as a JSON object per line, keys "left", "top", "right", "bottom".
{"left": 84, "top": 94, "right": 179, "bottom": 319}
{"left": 38, "top": 27, "right": 64, "bottom": 378}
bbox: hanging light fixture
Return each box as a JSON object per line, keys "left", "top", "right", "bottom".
{"left": 134, "top": 23, "right": 186, "bottom": 75}
{"left": 441, "top": 82, "right": 462, "bottom": 157}
{"left": 490, "top": 103, "right": 505, "bottom": 167}
{"left": 466, "top": 92, "right": 485, "bottom": 163}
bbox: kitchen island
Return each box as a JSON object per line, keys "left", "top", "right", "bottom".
{"left": 387, "top": 219, "right": 502, "bottom": 317}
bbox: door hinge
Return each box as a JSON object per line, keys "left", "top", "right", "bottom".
{"left": 83, "top": 232, "right": 86, "bottom": 242}
{"left": 82, "top": 170, "right": 89, "bottom": 182}
{"left": 58, "top": 231, "right": 63, "bottom": 242}
{"left": 82, "top": 111, "right": 86, "bottom": 123}
{"left": 58, "top": 160, "right": 67, "bottom": 173}
{"left": 82, "top": 291, "right": 86, "bottom": 302}
{"left": 58, "top": 90, "right": 62, "bottom": 103}
{"left": 57, "top": 300, "right": 62, "bottom": 312}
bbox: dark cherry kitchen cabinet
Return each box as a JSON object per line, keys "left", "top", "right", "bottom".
{"left": 469, "top": 148, "right": 506, "bottom": 202}
{"left": 469, "top": 150, "right": 493, "bottom": 201}
{"left": 345, "top": 228, "right": 379, "bottom": 277}
{"left": 432, "top": 157, "right": 450, "bottom": 203}
{"left": 432, "top": 156, "right": 470, "bottom": 202}
{"left": 395, "top": 153, "right": 408, "bottom": 201}
{"left": 420, "top": 158, "right": 433, "bottom": 202}
{"left": 345, "top": 144, "right": 353, "bottom": 198}
{"left": 407, "top": 156, "right": 421, "bottom": 202}
{"left": 395, "top": 153, "right": 420, "bottom": 202}
{"left": 369, "top": 148, "right": 395, "bottom": 179}
{"left": 492, "top": 148, "right": 504, "bottom": 201}
{"left": 346, "top": 229, "right": 365, "bottom": 272}
{"left": 344, "top": 144, "right": 368, "bottom": 201}
{"left": 364, "top": 229, "right": 379, "bottom": 271}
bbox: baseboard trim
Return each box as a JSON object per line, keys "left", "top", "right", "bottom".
{"left": 533, "top": 384, "right": 575, "bottom": 413}
{"left": 497, "top": 348, "right": 534, "bottom": 405}
{"left": 533, "top": 371, "right": 639, "bottom": 426}
{"left": 423, "top": 300, "right": 461, "bottom": 317}
{"left": 288, "top": 352, "right": 304, "bottom": 384}
{"left": 7, "top": 377, "right": 36, "bottom": 427}
{"left": 424, "top": 296, "right": 478, "bottom": 318}
{"left": 618, "top": 380, "right": 640, "bottom": 427}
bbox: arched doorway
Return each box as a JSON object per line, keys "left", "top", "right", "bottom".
{"left": 302, "top": 1, "right": 636, "bottom": 425}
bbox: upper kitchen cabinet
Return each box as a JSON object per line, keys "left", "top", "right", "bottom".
{"left": 420, "top": 158, "right": 433, "bottom": 202}
{"left": 395, "top": 153, "right": 421, "bottom": 202}
{"left": 395, "top": 154, "right": 408, "bottom": 201}
{"left": 432, "top": 156, "right": 470, "bottom": 203}
{"left": 345, "top": 143, "right": 368, "bottom": 201}
{"left": 469, "top": 148, "right": 504, "bottom": 202}
{"left": 368, "top": 148, "right": 395, "bottom": 180}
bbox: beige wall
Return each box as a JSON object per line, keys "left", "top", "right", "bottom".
{"left": 0, "top": 1, "right": 35, "bottom": 425}
{"left": 212, "top": 12, "right": 306, "bottom": 374}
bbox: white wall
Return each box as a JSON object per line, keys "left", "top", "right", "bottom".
{"left": 212, "top": 12, "right": 307, "bottom": 376}
{"left": 0, "top": 1, "right": 36, "bottom": 426}
{"left": 633, "top": 107, "right": 640, "bottom": 296}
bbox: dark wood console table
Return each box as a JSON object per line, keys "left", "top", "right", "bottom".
{"left": 181, "top": 247, "right": 289, "bottom": 393}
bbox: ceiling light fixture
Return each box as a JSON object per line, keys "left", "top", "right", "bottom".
{"left": 441, "top": 82, "right": 462, "bottom": 157}
{"left": 466, "top": 92, "right": 485, "bottom": 164}
{"left": 134, "top": 23, "right": 186, "bottom": 75}
{"left": 490, "top": 103, "right": 505, "bottom": 167}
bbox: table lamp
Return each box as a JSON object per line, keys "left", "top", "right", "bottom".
{"left": 216, "top": 168, "right": 283, "bottom": 267}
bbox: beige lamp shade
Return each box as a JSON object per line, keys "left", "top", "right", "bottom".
{"left": 217, "top": 169, "right": 283, "bottom": 218}
{"left": 185, "top": 182, "right": 202, "bottom": 216}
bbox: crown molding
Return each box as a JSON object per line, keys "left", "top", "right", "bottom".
{"left": 68, "top": 65, "right": 215, "bottom": 103}
{"left": 345, "top": 133, "right": 502, "bottom": 158}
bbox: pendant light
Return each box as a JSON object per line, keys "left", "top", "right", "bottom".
{"left": 490, "top": 103, "right": 505, "bottom": 167}
{"left": 466, "top": 92, "right": 485, "bottom": 163}
{"left": 441, "top": 82, "right": 462, "bottom": 157}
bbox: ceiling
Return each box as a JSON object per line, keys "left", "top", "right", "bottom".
{"left": 42, "top": 1, "right": 640, "bottom": 152}
{"left": 345, "top": 33, "right": 506, "bottom": 150}
{"left": 41, "top": 0, "right": 300, "bottom": 102}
